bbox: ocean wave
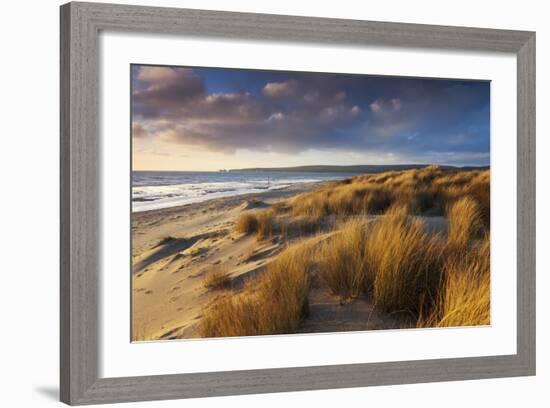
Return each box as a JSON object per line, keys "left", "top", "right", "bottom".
{"left": 132, "top": 171, "right": 353, "bottom": 212}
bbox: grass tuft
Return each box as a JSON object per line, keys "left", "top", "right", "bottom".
{"left": 199, "top": 244, "right": 312, "bottom": 337}
{"left": 447, "top": 196, "right": 483, "bottom": 249}
{"left": 367, "top": 206, "right": 444, "bottom": 315}
{"left": 318, "top": 220, "right": 370, "bottom": 299}
{"left": 235, "top": 213, "right": 259, "bottom": 234}
{"left": 235, "top": 210, "right": 277, "bottom": 240}
{"left": 202, "top": 266, "right": 231, "bottom": 290}
{"left": 419, "top": 237, "right": 490, "bottom": 327}
{"left": 256, "top": 210, "right": 276, "bottom": 240}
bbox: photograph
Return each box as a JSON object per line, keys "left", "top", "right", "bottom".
{"left": 131, "top": 64, "right": 491, "bottom": 341}
{"left": 1, "top": 0, "right": 542, "bottom": 405}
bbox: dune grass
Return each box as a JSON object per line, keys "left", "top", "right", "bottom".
{"left": 203, "top": 166, "right": 490, "bottom": 337}
{"left": 418, "top": 237, "right": 490, "bottom": 327}
{"left": 318, "top": 207, "right": 444, "bottom": 315}
{"left": 256, "top": 210, "right": 276, "bottom": 240}
{"left": 463, "top": 171, "right": 490, "bottom": 227}
{"left": 290, "top": 165, "right": 489, "bottom": 220}
{"left": 290, "top": 199, "right": 488, "bottom": 324}
{"left": 318, "top": 220, "right": 369, "bottom": 299}
{"left": 235, "top": 213, "right": 258, "bottom": 234}
{"left": 235, "top": 210, "right": 277, "bottom": 240}
{"left": 447, "top": 196, "right": 483, "bottom": 249}
{"left": 202, "top": 266, "right": 231, "bottom": 290}
{"left": 199, "top": 244, "right": 313, "bottom": 337}
{"left": 367, "top": 206, "right": 444, "bottom": 315}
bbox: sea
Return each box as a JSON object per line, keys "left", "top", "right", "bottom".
{"left": 132, "top": 170, "right": 357, "bottom": 212}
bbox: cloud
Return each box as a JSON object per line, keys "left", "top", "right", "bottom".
{"left": 132, "top": 66, "right": 364, "bottom": 153}
{"left": 131, "top": 66, "right": 490, "bottom": 164}
{"left": 369, "top": 100, "right": 382, "bottom": 113}
{"left": 137, "top": 66, "right": 187, "bottom": 82}
{"left": 370, "top": 97, "right": 401, "bottom": 114}
{"left": 262, "top": 80, "right": 299, "bottom": 98}
{"left": 391, "top": 98, "right": 401, "bottom": 111}
{"left": 132, "top": 122, "right": 147, "bottom": 138}
{"left": 132, "top": 66, "right": 205, "bottom": 118}
{"left": 267, "top": 112, "right": 285, "bottom": 122}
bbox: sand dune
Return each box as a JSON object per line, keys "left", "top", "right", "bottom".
{"left": 132, "top": 179, "right": 450, "bottom": 341}
{"left": 132, "top": 182, "right": 328, "bottom": 340}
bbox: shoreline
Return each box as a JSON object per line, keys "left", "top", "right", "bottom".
{"left": 131, "top": 179, "right": 330, "bottom": 340}
{"left": 132, "top": 179, "right": 327, "bottom": 217}
{"left": 132, "top": 171, "right": 360, "bottom": 214}
{"left": 131, "top": 166, "right": 489, "bottom": 341}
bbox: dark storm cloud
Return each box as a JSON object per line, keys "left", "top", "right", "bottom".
{"left": 131, "top": 65, "right": 490, "bottom": 165}
{"left": 132, "top": 66, "right": 205, "bottom": 119}
{"left": 132, "top": 66, "right": 362, "bottom": 153}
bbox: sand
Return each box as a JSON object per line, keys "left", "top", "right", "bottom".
{"left": 132, "top": 182, "right": 317, "bottom": 340}
{"left": 131, "top": 181, "right": 447, "bottom": 341}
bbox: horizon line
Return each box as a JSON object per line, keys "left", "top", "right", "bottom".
{"left": 132, "top": 163, "right": 490, "bottom": 172}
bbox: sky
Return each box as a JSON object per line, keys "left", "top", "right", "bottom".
{"left": 131, "top": 64, "right": 490, "bottom": 171}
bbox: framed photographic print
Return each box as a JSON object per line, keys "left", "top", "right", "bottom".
{"left": 60, "top": 2, "right": 536, "bottom": 405}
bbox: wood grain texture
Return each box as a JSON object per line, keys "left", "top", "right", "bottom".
{"left": 60, "top": 2, "right": 100, "bottom": 404}
{"left": 69, "top": 1, "right": 533, "bottom": 52}
{"left": 60, "top": 2, "right": 536, "bottom": 405}
{"left": 516, "top": 34, "right": 536, "bottom": 373}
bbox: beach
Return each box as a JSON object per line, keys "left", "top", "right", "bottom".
{"left": 132, "top": 180, "right": 405, "bottom": 341}
{"left": 133, "top": 181, "right": 311, "bottom": 340}
{"left": 132, "top": 166, "right": 489, "bottom": 341}
{"left": 129, "top": 64, "right": 491, "bottom": 341}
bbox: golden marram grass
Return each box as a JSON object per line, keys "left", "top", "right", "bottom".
{"left": 130, "top": 64, "right": 492, "bottom": 341}
{"left": 131, "top": 166, "right": 490, "bottom": 340}
{"left": 199, "top": 244, "right": 313, "bottom": 337}
{"left": 193, "top": 166, "right": 491, "bottom": 338}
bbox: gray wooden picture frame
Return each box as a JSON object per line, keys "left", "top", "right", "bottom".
{"left": 60, "top": 1, "right": 536, "bottom": 405}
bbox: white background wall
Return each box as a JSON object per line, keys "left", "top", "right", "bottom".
{"left": 0, "top": 0, "right": 546, "bottom": 407}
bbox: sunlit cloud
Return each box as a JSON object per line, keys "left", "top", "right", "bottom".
{"left": 131, "top": 65, "right": 490, "bottom": 169}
